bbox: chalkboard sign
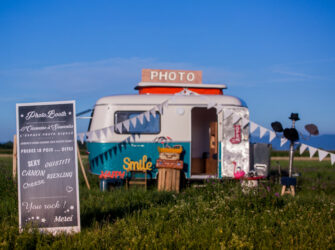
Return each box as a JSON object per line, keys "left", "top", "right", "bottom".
{"left": 16, "top": 101, "right": 80, "bottom": 233}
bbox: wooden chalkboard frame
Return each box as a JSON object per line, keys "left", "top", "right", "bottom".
{"left": 16, "top": 101, "right": 80, "bottom": 234}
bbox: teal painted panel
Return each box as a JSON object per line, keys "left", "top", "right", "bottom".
{"left": 87, "top": 142, "right": 190, "bottom": 179}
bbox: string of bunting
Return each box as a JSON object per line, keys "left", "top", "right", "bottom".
{"left": 77, "top": 89, "right": 335, "bottom": 166}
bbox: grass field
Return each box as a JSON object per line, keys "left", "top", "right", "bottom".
{"left": 1, "top": 156, "right": 335, "bottom": 249}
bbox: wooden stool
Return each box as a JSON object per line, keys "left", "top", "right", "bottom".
{"left": 280, "top": 177, "right": 296, "bottom": 197}
{"left": 126, "top": 170, "right": 147, "bottom": 190}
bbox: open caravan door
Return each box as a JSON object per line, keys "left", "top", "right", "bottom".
{"left": 220, "top": 107, "right": 250, "bottom": 178}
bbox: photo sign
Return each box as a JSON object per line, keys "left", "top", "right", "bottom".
{"left": 16, "top": 101, "right": 80, "bottom": 233}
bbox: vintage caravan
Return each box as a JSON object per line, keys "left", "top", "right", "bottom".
{"left": 86, "top": 69, "right": 257, "bottom": 187}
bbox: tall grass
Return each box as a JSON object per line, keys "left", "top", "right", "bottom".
{"left": 0, "top": 157, "right": 335, "bottom": 249}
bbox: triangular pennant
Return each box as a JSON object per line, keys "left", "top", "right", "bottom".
{"left": 163, "top": 100, "right": 169, "bottom": 109}
{"left": 109, "top": 126, "right": 114, "bottom": 135}
{"left": 207, "top": 101, "right": 216, "bottom": 109}
{"left": 308, "top": 146, "right": 317, "bottom": 158}
{"left": 224, "top": 110, "right": 233, "bottom": 120}
{"left": 259, "top": 126, "right": 268, "bottom": 139}
{"left": 78, "top": 133, "right": 85, "bottom": 144}
{"left": 144, "top": 111, "right": 151, "bottom": 122}
{"left": 91, "top": 130, "right": 99, "bottom": 141}
{"left": 331, "top": 154, "right": 335, "bottom": 165}
{"left": 116, "top": 123, "right": 123, "bottom": 133}
{"left": 126, "top": 137, "right": 131, "bottom": 144}
{"left": 299, "top": 144, "right": 308, "bottom": 155}
{"left": 250, "top": 121, "right": 258, "bottom": 134}
{"left": 158, "top": 104, "right": 163, "bottom": 114}
{"left": 131, "top": 133, "right": 136, "bottom": 142}
{"left": 138, "top": 114, "right": 144, "bottom": 125}
{"left": 123, "top": 120, "right": 130, "bottom": 132}
{"left": 86, "top": 131, "right": 93, "bottom": 142}
{"left": 280, "top": 137, "right": 288, "bottom": 147}
{"left": 318, "top": 149, "right": 329, "bottom": 162}
{"left": 241, "top": 118, "right": 249, "bottom": 128}
{"left": 232, "top": 113, "right": 241, "bottom": 124}
{"left": 102, "top": 128, "right": 108, "bottom": 138}
{"left": 216, "top": 104, "right": 224, "bottom": 114}
{"left": 150, "top": 109, "right": 157, "bottom": 118}
{"left": 130, "top": 117, "right": 137, "bottom": 128}
{"left": 269, "top": 131, "right": 276, "bottom": 143}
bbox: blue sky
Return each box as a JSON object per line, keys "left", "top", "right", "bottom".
{"left": 1, "top": 0, "right": 335, "bottom": 142}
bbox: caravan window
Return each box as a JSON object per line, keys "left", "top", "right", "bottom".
{"left": 114, "top": 111, "right": 161, "bottom": 134}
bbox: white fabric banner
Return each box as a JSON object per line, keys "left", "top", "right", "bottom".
{"left": 308, "top": 146, "right": 317, "bottom": 158}
{"left": 269, "top": 131, "right": 276, "bottom": 143}
{"left": 280, "top": 137, "right": 288, "bottom": 147}
{"left": 250, "top": 121, "right": 258, "bottom": 134}
{"left": 259, "top": 126, "right": 267, "bottom": 138}
{"left": 331, "top": 154, "right": 335, "bottom": 165}
{"left": 299, "top": 143, "right": 308, "bottom": 155}
{"left": 318, "top": 149, "right": 329, "bottom": 162}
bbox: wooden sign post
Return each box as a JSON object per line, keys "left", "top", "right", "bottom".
{"left": 13, "top": 135, "right": 17, "bottom": 182}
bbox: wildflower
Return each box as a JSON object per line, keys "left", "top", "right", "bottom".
{"left": 266, "top": 186, "right": 271, "bottom": 192}
{"left": 275, "top": 192, "right": 279, "bottom": 197}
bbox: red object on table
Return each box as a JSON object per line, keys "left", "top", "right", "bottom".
{"left": 244, "top": 176, "right": 265, "bottom": 180}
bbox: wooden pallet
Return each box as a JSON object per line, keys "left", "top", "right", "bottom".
{"left": 157, "top": 168, "right": 180, "bottom": 193}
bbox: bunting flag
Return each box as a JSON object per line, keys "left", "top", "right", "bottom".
{"left": 77, "top": 91, "right": 335, "bottom": 167}
{"left": 308, "top": 146, "right": 317, "bottom": 158}
{"left": 269, "top": 131, "right": 276, "bottom": 143}
{"left": 331, "top": 154, "right": 335, "bottom": 165}
{"left": 163, "top": 100, "right": 169, "bottom": 109}
{"left": 207, "top": 101, "right": 216, "bottom": 109}
{"left": 223, "top": 110, "right": 233, "bottom": 120}
{"left": 123, "top": 120, "right": 130, "bottom": 132}
{"left": 241, "top": 117, "right": 249, "bottom": 128}
{"left": 144, "top": 111, "right": 150, "bottom": 122}
{"left": 232, "top": 113, "right": 241, "bottom": 124}
{"left": 130, "top": 117, "right": 137, "bottom": 128}
{"left": 158, "top": 104, "right": 163, "bottom": 114}
{"left": 299, "top": 143, "right": 308, "bottom": 155}
{"left": 250, "top": 121, "right": 258, "bottom": 134}
{"left": 102, "top": 127, "right": 109, "bottom": 138}
{"left": 280, "top": 137, "right": 288, "bottom": 147}
{"left": 150, "top": 108, "right": 157, "bottom": 118}
{"left": 216, "top": 104, "right": 224, "bottom": 114}
{"left": 318, "top": 149, "right": 329, "bottom": 162}
{"left": 78, "top": 133, "right": 85, "bottom": 144}
{"left": 259, "top": 126, "right": 268, "bottom": 139}
{"left": 115, "top": 123, "right": 123, "bottom": 133}
{"left": 138, "top": 113, "right": 144, "bottom": 125}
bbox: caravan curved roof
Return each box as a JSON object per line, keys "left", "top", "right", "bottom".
{"left": 95, "top": 94, "right": 246, "bottom": 107}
